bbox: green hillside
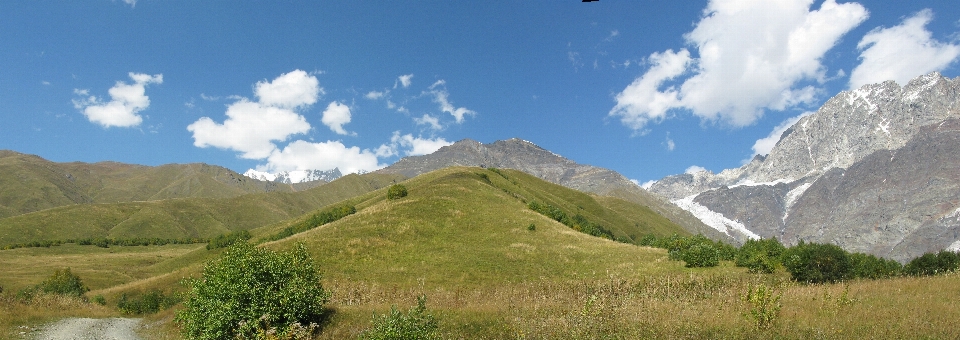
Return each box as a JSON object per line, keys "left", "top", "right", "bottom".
{"left": 0, "top": 150, "right": 297, "bottom": 219}
{"left": 0, "top": 173, "right": 403, "bottom": 246}
{"left": 263, "top": 167, "right": 689, "bottom": 286}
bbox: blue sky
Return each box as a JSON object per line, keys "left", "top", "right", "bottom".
{"left": 2, "top": 1, "right": 959, "bottom": 185}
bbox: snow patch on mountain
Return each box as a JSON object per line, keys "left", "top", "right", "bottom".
{"left": 672, "top": 195, "right": 760, "bottom": 240}
{"left": 243, "top": 168, "right": 342, "bottom": 184}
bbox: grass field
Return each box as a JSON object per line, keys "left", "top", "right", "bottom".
{"left": 2, "top": 166, "right": 960, "bottom": 339}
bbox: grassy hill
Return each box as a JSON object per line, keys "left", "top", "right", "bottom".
{"left": 0, "top": 173, "right": 403, "bottom": 246}
{"left": 0, "top": 150, "right": 301, "bottom": 219}
{"left": 3, "top": 166, "right": 960, "bottom": 339}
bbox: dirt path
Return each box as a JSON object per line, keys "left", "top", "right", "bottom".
{"left": 33, "top": 318, "right": 142, "bottom": 340}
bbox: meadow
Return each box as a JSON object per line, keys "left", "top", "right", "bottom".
{"left": 2, "top": 167, "right": 959, "bottom": 339}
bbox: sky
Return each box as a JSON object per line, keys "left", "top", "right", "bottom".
{"left": 2, "top": 0, "right": 959, "bottom": 185}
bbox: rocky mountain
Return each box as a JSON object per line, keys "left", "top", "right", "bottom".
{"left": 376, "top": 138, "right": 725, "bottom": 241}
{"left": 244, "top": 168, "right": 342, "bottom": 190}
{"left": 0, "top": 151, "right": 292, "bottom": 219}
{"left": 647, "top": 72, "right": 960, "bottom": 261}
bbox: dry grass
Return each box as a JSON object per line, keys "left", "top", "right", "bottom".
{"left": 0, "top": 293, "right": 118, "bottom": 339}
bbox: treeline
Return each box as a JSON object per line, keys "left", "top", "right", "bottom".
{"left": 207, "top": 230, "right": 252, "bottom": 250}
{"left": 1, "top": 237, "right": 208, "bottom": 250}
{"left": 641, "top": 234, "right": 960, "bottom": 284}
{"left": 528, "top": 201, "right": 615, "bottom": 240}
{"left": 266, "top": 204, "right": 357, "bottom": 242}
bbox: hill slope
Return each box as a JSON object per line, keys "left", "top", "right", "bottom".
{"left": 0, "top": 151, "right": 297, "bottom": 219}
{"left": 264, "top": 167, "right": 690, "bottom": 285}
{"left": 0, "top": 173, "right": 402, "bottom": 246}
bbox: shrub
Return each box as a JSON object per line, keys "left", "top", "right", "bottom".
{"left": 176, "top": 242, "right": 330, "bottom": 340}
{"left": 93, "top": 295, "right": 106, "bottom": 306}
{"left": 782, "top": 241, "right": 851, "bottom": 284}
{"left": 387, "top": 184, "right": 408, "bottom": 200}
{"left": 119, "top": 290, "right": 179, "bottom": 315}
{"left": 359, "top": 295, "right": 439, "bottom": 340}
{"left": 268, "top": 205, "right": 356, "bottom": 241}
{"left": 904, "top": 250, "right": 960, "bottom": 276}
{"left": 527, "top": 223, "right": 536, "bottom": 231}
{"left": 681, "top": 243, "right": 720, "bottom": 267}
{"left": 743, "top": 283, "right": 781, "bottom": 330}
{"left": 207, "top": 230, "right": 252, "bottom": 250}
{"left": 736, "top": 238, "right": 786, "bottom": 274}
{"left": 20, "top": 268, "right": 89, "bottom": 299}
{"left": 849, "top": 252, "right": 902, "bottom": 279}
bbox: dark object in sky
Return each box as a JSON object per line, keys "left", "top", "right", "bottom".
{"left": 583, "top": 0, "right": 599, "bottom": 2}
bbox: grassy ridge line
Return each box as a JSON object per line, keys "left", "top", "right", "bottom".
{"left": 0, "top": 173, "right": 404, "bottom": 245}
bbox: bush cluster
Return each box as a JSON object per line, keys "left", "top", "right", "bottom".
{"left": 207, "top": 230, "right": 252, "bottom": 250}
{"left": 1, "top": 237, "right": 207, "bottom": 250}
{"left": 904, "top": 250, "right": 960, "bottom": 276}
{"left": 177, "top": 242, "right": 330, "bottom": 340}
{"left": 527, "top": 201, "right": 614, "bottom": 240}
{"left": 118, "top": 290, "right": 179, "bottom": 315}
{"left": 359, "top": 295, "right": 439, "bottom": 340}
{"left": 17, "top": 268, "right": 89, "bottom": 300}
{"left": 640, "top": 234, "right": 736, "bottom": 268}
{"left": 735, "top": 238, "right": 786, "bottom": 273}
{"left": 387, "top": 184, "right": 408, "bottom": 200}
{"left": 267, "top": 205, "right": 356, "bottom": 241}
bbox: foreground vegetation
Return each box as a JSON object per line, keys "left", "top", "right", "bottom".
{"left": 2, "top": 167, "right": 959, "bottom": 339}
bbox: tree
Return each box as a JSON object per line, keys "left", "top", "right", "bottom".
{"left": 782, "top": 241, "right": 851, "bottom": 284}
{"left": 176, "top": 242, "right": 330, "bottom": 340}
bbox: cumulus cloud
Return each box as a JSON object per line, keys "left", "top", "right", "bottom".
{"left": 261, "top": 140, "right": 383, "bottom": 174}
{"left": 254, "top": 69, "right": 322, "bottom": 109}
{"left": 321, "top": 101, "right": 354, "bottom": 136}
{"left": 187, "top": 71, "right": 320, "bottom": 159}
{"left": 849, "top": 9, "right": 960, "bottom": 89}
{"left": 122, "top": 0, "right": 136, "bottom": 8}
{"left": 379, "top": 132, "right": 452, "bottom": 157}
{"left": 665, "top": 136, "right": 676, "bottom": 151}
{"left": 187, "top": 99, "right": 311, "bottom": 159}
{"left": 72, "top": 72, "right": 163, "bottom": 128}
{"left": 429, "top": 80, "right": 476, "bottom": 123}
{"left": 610, "top": 0, "right": 868, "bottom": 130}
{"left": 365, "top": 91, "right": 385, "bottom": 100}
{"left": 685, "top": 165, "right": 708, "bottom": 174}
{"left": 414, "top": 114, "right": 443, "bottom": 131}
{"left": 750, "top": 111, "right": 814, "bottom": 157}
{"left": 397, "top": 74, "right": 414, "bottom": 88}
{"left": 640, "top": 180, "right": 656, "bottom": 189}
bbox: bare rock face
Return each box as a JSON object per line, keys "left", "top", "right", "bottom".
{"left": 646, "top": 72, "right": 960, "bottom": 260}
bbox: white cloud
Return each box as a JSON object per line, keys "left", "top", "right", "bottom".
{"left": 72, "top": 72, "right": 163, "bottom": 128}
{"left": 750, "top": 111, "right": 814, "bottom": 157}
{"left": 261, "top": 140, "right": 383, "bottom": 174}
{"left": 122, "top": 0, "right": 136, "bottom": 8}
{"left": 665, "top": 136, "right": 676, "bottom": 151}
{"left": 849, "top": 9, "right": 960, "bottom": 89}
{"left": 685, "top": 165, "right": 708, "bottom": 174}
{"left": 187, "top": 71, "right": 321, "bottom": 159}
{"left": 379, "top": 132, "right": 452, "bottom": 157}
{"left": 321, "top": 101, "right": 355, "bottom": 136}
{"left": 640, "top": 180, "right": 656, "bottom": 189}
{"left": 611, "top": 0, "right": 868, "bottom": 130}
{"left": 414, "top": 114, "right": 443, "bottom": 131}
{"left": 187, "top": 99, "right": 311, "bottom": 159}
{"left": 365, "top": 91, "right": 385, "bottom": 100}
{"left": 428, "top": 80, "right": 476, "bottom": 123}
{"left": 397, "top": 74, "right": 414, "bottom": 88}
{"left": 254, "top": 69, "right": 322, "bottom": 109}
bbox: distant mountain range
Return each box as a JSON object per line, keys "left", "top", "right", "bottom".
{"left": 244, "top": 168, "right": 342, "bottom": 187}
{"left": 648, "top": 72, "right": 960, "bottom": 261}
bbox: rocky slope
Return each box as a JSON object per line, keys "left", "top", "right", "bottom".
{"left": 647, "top": 72, "right": 960, "bottom": 260}
{"left": 376, "top": 138, "right": 725, "bottom": 241}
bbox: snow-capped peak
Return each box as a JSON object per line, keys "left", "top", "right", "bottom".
{"left": 243, "top": 168, "right": 342, "bottom": 184}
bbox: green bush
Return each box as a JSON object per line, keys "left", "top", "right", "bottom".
{"left": 735, "top": 238, "right": 786, "bottom": 274}
{"left": 387, "top": 184, "right": 408, "bottom": 200}
{"left": 119, "top": 290, "right": 179, "bottom": 315}
{"left": 359, "top": 295, "right": 439, "bottom": 340}
{"left": 782, "top": 241, "right": 851, "bottom": 284}
{"left": 904, "top": 250, "right": 960, "bottom": 276}
{"left": 93, "top": 295, "right": 106, "bottom": 305}
{"left": 527, "top": 223, "right": 536, "bottom": 231}
{"left": 176, "top": 242, "right": 330, "bottom": 340}
{"left": 18, "top": 268, "right": 89, "bottom": 300}
{"left": 681, "top": 243, "right": 720, "bottom": 267}
{"left": 207, "top": 230, "right": 252, "bottom": 250}
{"left": 849, "top": 252, "right": 902, "bottom": 279}
{"left": 268, "top": 205, "right": 356, "bottom": 241}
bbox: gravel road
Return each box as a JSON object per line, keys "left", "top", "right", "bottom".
{"left": 32, "top": 318, "right": 142, "bottom": 340}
